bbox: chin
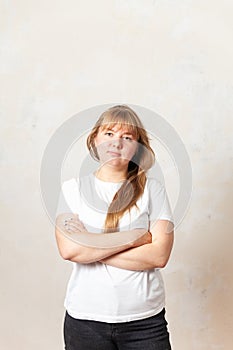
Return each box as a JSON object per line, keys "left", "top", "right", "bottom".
{"left": 106, "top": 159, "right": 128, "bottom": 168}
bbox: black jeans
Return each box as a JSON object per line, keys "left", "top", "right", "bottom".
{"left": 64, "top": 309, "right": 172, "bottom": 350}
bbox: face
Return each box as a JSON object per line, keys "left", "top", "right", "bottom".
{"left": 94, "top": 125, "right": 138, "bottom": 169}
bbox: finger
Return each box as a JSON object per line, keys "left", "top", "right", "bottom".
{"left": 64, "top": 222, "right": 83, "bottom": 231}
{"left": 64, "top": 217, "right": 87, "bottom": 230}
{"left": 63, "top": 219, "right": 85, "bottom": 229}
{"left": 63, "top": 221, "right": 87, "bottom": 233}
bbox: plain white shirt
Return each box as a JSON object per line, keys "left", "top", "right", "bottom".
{"left": 56, "top": 173, "right": 173, "bottom": 323}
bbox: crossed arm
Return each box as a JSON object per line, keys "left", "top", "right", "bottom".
{"left": 55, "top": 213, "right": 174, "bottom": 271}
{"left": 100, "top": 220, "right": 174, "bottom": 270}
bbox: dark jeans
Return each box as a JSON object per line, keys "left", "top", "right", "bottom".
{"left": 64, "top": 309, "right": 172, "bottom": 350}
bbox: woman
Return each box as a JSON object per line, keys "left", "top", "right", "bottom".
{"left": 55, "top": 104, "right": 174, "bottom": 349}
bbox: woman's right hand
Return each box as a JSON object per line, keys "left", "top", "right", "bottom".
{"left": 132, "top": 230, "right": 152, "bottom": 247}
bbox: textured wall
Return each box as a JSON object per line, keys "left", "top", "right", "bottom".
{"left": 1, "top": 1, "right": 233, "bottom": 349}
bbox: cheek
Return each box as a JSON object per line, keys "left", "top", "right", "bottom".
{"left": 94, "top": 139, "right": 103, "bottom": 154}
{"left": 94, "top": 134, "right": 107, "bottom": 147}
{"left": 95, "top": 140, "right": 107, "bottom": 152}
{"left": 124, "top": 144, "right": 138, "bottom": 158}
{"left": 94, "top": 137, "right": 109, "bottom": 158}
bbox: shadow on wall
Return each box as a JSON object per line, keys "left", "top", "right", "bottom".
{"left": 165, "top": 174, "right": 233, "bottom": 348}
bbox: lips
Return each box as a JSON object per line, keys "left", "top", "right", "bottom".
{"left": 107, "top": 151, "right": 122, "bottom": 157}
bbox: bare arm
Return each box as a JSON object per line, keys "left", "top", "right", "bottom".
{"left": 55, "top": 213, "right": 152, "bottom": 264}
{"left": 100, "top": 220, "right": 174, "bottom": 271}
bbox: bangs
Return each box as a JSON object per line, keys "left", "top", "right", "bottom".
{"left": 98, "top": 111, "right": 140, "bottom": 139}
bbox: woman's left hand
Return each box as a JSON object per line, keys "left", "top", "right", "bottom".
{"left": 57, "top": 213, "right": 88, "bottom": 234}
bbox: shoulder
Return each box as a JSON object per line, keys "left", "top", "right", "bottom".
{"left": 61, "top": 178, "right": 79, "bottom": 192}
{"left": 145, "top": 176, "right": 174, "bottom": 222}
{"left": 146, "top": 176, "right": 166, "bottom": 194}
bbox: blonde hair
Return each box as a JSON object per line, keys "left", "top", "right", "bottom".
{"left": 87, "top": 105, "right": 155, "bottom": 232}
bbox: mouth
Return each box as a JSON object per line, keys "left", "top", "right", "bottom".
{"left": 107, "top": 151, "right": 122, "bottom": 157}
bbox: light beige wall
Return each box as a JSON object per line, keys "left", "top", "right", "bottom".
{"left": 1, "top": 1, "right": 233, "bottom": 349}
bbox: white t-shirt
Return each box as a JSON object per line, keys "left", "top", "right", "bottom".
{"left": 56, "top": 173, "right": 174, "bottom": 323}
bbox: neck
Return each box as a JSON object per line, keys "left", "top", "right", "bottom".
{"left": 94, "top": 165, "right": 128, "bottom": 183}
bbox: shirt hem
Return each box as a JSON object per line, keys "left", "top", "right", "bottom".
{"left": 65, "top": 303, "right": 165, "bottom": 323}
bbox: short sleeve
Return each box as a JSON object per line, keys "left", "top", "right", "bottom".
{"left": 147, "top": 178, "right": 174, "bottom": 224}
{"left": 56, "top": 179, "right": 79, "bottom": 217}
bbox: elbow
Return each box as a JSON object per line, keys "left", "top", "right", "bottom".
{"left": 157, "top": 259, "right": 168, "bottom": 268}
{"left": 59, "top": 249, "right": 90, "bottom": 264}
{"left": 55, "top": 235, "right": 85, "bottom": 262}
{"left": 58, "top": 249, "right": 74, "bottom": 261}
{"left": 60, "top": 251, "right": 82, "bottom": 263}
{"left": 57, "top": 244, "right": 80, "bottom": 262}
{"left": 154, "top": 256, "right": 170, "bottom": 269}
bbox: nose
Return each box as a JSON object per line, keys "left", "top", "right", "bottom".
{"left": 112, "top": 137, "right": 123, "bottom": 149}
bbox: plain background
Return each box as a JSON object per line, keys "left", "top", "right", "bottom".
{"left": 1, "top": 1, "right": 233, "bottom": 349}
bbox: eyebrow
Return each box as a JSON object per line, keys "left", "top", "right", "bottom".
{"left": 104, "top": 127, "right": 133, "bottom": 136}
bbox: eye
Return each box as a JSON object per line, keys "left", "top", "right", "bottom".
{"left": 104, "top": 132, "right": 113, "bottom": 137}
{"left": 123, "top": 136, "right": 133, "bottom": 141}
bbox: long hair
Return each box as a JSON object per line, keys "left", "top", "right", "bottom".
{"left": 86, "top": 105, "right": 155, "bottom": 232}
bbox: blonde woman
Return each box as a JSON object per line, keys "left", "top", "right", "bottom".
{"left": 55, "top": 105, "right": 174, "bottom": 350}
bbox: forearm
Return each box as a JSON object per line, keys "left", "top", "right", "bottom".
{"left": 68, "top": 243, "right": 132, "bottom": 264}
{"left": 101, "top": 238, "right": 173, "bottom": 271}
{"left": 55, "top": 226, "right": 150, "bottom": 264}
